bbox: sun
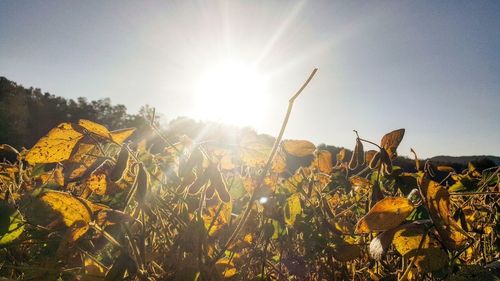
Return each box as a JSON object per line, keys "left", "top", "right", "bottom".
{"left": 192, "top": 59, "right": 269, "bottom": 126}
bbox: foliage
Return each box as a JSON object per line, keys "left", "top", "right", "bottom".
{"left": 0, "top": 117, "right": 498, "bottom": 281}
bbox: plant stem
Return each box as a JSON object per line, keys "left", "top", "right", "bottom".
{"left": 212, "top": 68, "right": 318, "bottom": 262}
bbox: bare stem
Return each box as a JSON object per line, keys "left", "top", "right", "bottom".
{"left": 212, "top": 68, "right": 318, "bottom": 262}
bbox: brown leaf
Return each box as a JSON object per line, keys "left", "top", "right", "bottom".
{"left": 380, "top": 128, "right": 405, "bottom": 159}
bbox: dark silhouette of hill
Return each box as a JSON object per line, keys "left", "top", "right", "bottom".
{"left": 1, "top": 76, "right": 498, "bottom": 170}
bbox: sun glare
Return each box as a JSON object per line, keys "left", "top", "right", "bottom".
{"left": 193, "top": 60, "right": 269, "bottom": 126}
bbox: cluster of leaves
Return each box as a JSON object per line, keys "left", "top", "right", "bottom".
{"left": 0, "top": 119, "right": 498, "bottom": 280}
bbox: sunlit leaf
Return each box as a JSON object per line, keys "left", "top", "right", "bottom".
{"left": 203, "top": 203, "right": 232, "bottom": 236}
{"left": 349, "top": 175, "right": 372, "bottom": 193}
{"left": 39, "top": 191, "right": 92, "bottom": 241}
{"left": 282, "top": 140, "right": 316, "bottom": 157}
{"left": 284, "top": 193, "right": 302, "bottom": 225}
{"left": 355, "top": 197, "right": 414, "bottom": 233}
{"left": 420, "top": 178, "right": 468, "bottom": 250}
{"left": 25, "top": 123, "right": 84, "bottom": 165}
{"left": 239, "top": 133, "right": 273, "bottom": 167}
{"left": 76, "top": 119, "right": 112, "bottom": 140}
{"left": 109, "top": 127, "right": 136, "bottom": 144}
{"left": 313, "top": 150, "right": 333, "bottom": 173}
{"left": 392, "top": 224, "right": 448, "bottom": 273}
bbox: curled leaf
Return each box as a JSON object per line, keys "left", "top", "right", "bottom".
{"left": 420, "top": 178, "right": 468, "bottom": 250}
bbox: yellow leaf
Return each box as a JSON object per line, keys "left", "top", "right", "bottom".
{"left": 39, "top": 191, "right": 92, "bottom": 241}
{"left": 392, "top": 224, "right": 448, "bottom": 273}
{"left": 284, "top": 193, "right": 302, "bottom": 225}
{"left": 355, "top": 197, "right": 414, "bottom": 233}
{"left": 349, "top": 175, "right": 372, "bottom": 193}
{"left": 110, "top": 127, "right": 136, "bottom": 144}
{"left": 77, "top": 119, "right": 112, "bottom": 140}
{"left": 203, "top": 203, "right": 232, "bottom": 236}
{"left": 272, "top": 152, "right": 287, "bottom": 173}
{"left": 239, "top": 133, "right": 273, "bottom": 167}
{"left": 421, "top": 178, "right": 468, "bottom": 250}
{"left": 39, "top": 165, "right": 65, "bottom": 186}
{"left": 380, "top": 128, "right": 405, "bottom": 159}
{"left": 0, "top": 202, "right": 24, "bottom": 245}
{"left": 436, "top": 165, "right": 455, "bottom": 173}
{"left": 82, "top": 257, "right": 105, "bottom": 281}
{"left": 215, "top": 257, "right": 237, "bottom": 278}
{"left": 25, "top": 123, "right": 84, "bottom": 165}
{"left": 282, "top": 140, "right": 316, "bottom": 157}
{"left": 85, "top": 172, "right": 108, "bottom": 195}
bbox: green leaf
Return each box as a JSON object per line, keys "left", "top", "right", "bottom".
{"left": 0, "top": 201, "right": 24, "bottom": 245}
{"left": 284, "top": 193, "right": 302, "bottom": 226}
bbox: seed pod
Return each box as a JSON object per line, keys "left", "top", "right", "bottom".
{"left": 110, "top": 146, "right": 130, "bottom": 182}
{"left": 205, "top": 185, "right": 216, "bottom": 199}
{"left": 369, "top": 151, "right": 381, "bottom": 169}
{"left": 179, "top": 148, "right": 203, "bottom": 178}
{"left": 357, "top": 140, "right": 365, "bottom": 166}
{"left": 187, "top": 167, "right": 210, "bottom": 195}
{"left": 348, "top": 146, "right": 358, "bottom": 170}
{"left": 209, "top": 164, "right": 231, "bottom": 203}
{"left": 135, "top": 164, "right": 149, "bottom": 204}
{"left": 348, "top": 138, "right": 365, "bottom": 170}
{"left": 380, "top": 148, "right": 393, "bottom": 175}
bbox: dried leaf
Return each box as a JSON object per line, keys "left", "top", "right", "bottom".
{"left": 380, "top": 128, "right": 405, "bottom": 159}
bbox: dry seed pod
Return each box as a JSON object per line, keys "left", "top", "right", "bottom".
{"left": 206, "top": 185, "right": 216, "bottom": 199}
{"left": 357, "top": 139, "right": 365, "bottom": 166}
{"left": 369, "top": 151, "right": 381, "bottom": 169}
{"left": 187, "top": 167, "right": 210, "bottom": 195}
{"left": 348, "top": 146, "right": 358, "bottom": 170}
{"left": 179, "top": 148, "right": 203, "bottom": 178}
{"left": 209, "top": 164, "right": 231, "bottom": 203}
{"left": 135, "top": 164, "right": 149, "bottom": 204}
{"left": 110, "top": 146, "right": 130, "bottom": 182}
{"left": 380, "top": 148, "right": 393, "bottom": 174}
{"left": 348, "top": 139, "right": 365, "bottom": 170}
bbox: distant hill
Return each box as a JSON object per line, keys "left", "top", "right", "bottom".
{"left": 429, "top": 155, "right": 500, "bottom": 166}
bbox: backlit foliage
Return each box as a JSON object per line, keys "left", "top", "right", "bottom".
{"left": 0, "top": 120, "right": 498, "bottom": 280}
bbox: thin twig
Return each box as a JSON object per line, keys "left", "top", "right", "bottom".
{"left": 212, "top": 68, "right": 318, "bottom": 262}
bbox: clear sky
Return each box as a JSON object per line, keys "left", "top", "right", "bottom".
{"left": 1, "top": 1, "right": 499, "bottom": 158}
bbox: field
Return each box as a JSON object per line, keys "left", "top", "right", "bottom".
{"left": 0, "top": 71, "right": 499, "bottom": 281}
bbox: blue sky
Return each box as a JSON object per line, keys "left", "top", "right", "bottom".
{"left": 1, "top": 1, "right": 499, "bottom": 157}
